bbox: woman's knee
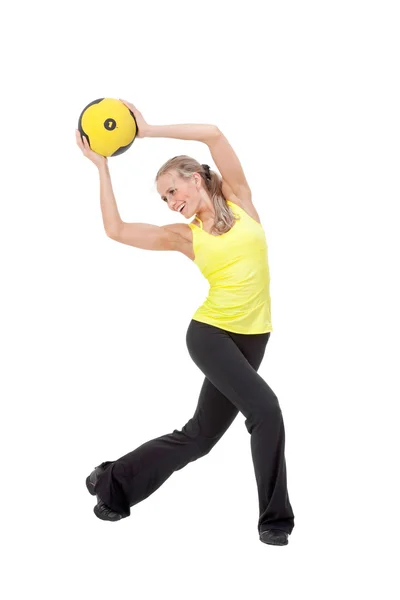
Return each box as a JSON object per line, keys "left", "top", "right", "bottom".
{"left": 245, "top": 396, "right": 282, "bottom": 433}
{"left": 181, "top": 419, "right": 221, "bottom": 457}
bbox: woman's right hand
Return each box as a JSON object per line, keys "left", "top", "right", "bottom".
{"left": 118, "top": 99, "right": 150, "bottom": 138}
{"left": 76, "top": 130, "right": 108, "bottom": 169}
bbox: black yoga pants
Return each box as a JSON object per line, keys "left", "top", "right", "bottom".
{"left": 94, "top": 319, "right": 295, "bottom": 535}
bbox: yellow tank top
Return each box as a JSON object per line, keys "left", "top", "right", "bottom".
{"left": 187, "top": 200, "right": 273, "bottom": 334}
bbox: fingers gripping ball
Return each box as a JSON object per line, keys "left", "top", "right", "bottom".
{"left": 78, "top": 98, "right": 138, "bottom": 157}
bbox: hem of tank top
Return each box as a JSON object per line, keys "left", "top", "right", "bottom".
{"left": 190, "top": 318, "right": 273, "bottom": 335}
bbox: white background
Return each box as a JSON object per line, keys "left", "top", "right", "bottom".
{"left": 1, "top": 0, "right": 399, "bottom": 598}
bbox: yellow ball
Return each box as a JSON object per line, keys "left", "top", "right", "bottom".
{"left": 78, "top": 98, "right": 138, "bottom": 157}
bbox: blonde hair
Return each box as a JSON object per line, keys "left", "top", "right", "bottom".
{"left": 155, "top": 155, "right": 239, "bottom": 236}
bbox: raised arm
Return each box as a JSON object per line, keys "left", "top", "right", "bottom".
{"left": 76, "top": 130, "right": 122, "bottom": 236}
{"left": 108, "top": 221, "right": 186, "bottom": 252}
{"left": 120, "top": 100, "right": 252, "bottom": 204}
{"left": 76, "top": 130, "right": 186, "bottom": 253}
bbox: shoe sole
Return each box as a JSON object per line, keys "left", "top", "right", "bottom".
{"left": 260, "top": 538, "right": 288, "bottom": 546}
{"left": 259, "top": 533, "right": 289, "bottom": 546}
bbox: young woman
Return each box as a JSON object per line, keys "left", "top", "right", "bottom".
{"left": 76, "top": 100, "right": 295, "bottom": 546}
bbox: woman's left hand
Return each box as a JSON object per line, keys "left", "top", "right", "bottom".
{"left": 76, "top": 130, "right": 108, "bottom": 168}
{"left": 119, "top": 99, "right": 150, "bottom": 138}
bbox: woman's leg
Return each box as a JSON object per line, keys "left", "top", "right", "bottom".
{"left": 94, "top": 320, "right": 269, "bottom": 519}
{"left": 185, "top": 321, "right": 295, "bottom": 535}
{"left": 95, "top": 379, "right": 239, "bottom": 517}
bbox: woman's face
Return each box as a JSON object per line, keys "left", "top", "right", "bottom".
{"left": 157, "top": 170, "right": 200, "bottom": 217}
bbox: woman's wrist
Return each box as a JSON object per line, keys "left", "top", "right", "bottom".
{"left": 97, "top": 159, "right": 109, "bottom": 173}
{"left": 141, "top": 123, "right": 154, "bottom": 138}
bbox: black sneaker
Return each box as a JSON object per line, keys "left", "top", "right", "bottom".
{"left": 259, "top": 529, "right": 289, "bottom": 546}
{"left": 86, "top": 463, "right": 124, "bottom": 521}
{"left": 93, "top": 499, "right": 123, "bottom": 521}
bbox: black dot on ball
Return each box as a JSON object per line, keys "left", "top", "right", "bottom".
{"left": 104, "top": 118, "right": 117, "bottom": 131}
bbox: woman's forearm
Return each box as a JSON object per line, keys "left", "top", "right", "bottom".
{"left": 98, "top": 163, "right": 123, "bottom": 235}
{"left": 145, "top": 123, "right": 220, "bottom": 144}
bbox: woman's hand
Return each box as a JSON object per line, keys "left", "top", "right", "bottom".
{"left": 119, "top": 99, "right": 150, "bottom": 138}
{"left": 76, "top": 130, "right": 108, "bottom": 169}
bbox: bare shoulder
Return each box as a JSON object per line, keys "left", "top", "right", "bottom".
{"left": 160, "top": 222, "right": 193, "bottom": 242}
{"left": 160, "top": 222, "right": 195, "bottom": 261}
